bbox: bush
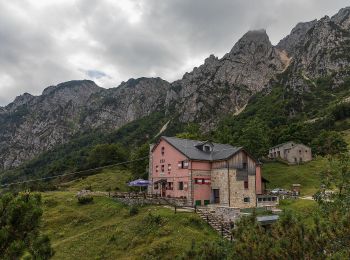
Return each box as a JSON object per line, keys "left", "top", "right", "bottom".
{"left": 77, "top": 195, "right": 94, "bottom": 204}
{"left": 129, "top": 206, "right": 139, "bottom": 216}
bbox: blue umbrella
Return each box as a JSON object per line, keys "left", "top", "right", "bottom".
{"left": 128, "top": 179, "right": 150, "bottom": 187}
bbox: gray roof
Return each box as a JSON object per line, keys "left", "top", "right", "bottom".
{"left": 257, "top": 215, "right": 279, "bottom": 225}
{"left": 161, "top": 136, "right": 242, "bottom": 161}
{"left": 269, "top": 141, "right": 310, "bottom": 151}
{"left": 269, "top": 141, "right": 295, "bottom": 150}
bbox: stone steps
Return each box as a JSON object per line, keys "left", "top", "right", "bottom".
{"left": 197, "top": 209, "right": 232, "bottom": 240}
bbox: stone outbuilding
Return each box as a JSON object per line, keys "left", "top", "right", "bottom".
{"left": 268, "top": 141, "right": 312, "bottom": 164}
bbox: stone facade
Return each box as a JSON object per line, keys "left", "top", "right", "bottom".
{"left": 268, "top": 141, "right": 312, "bottom": 164}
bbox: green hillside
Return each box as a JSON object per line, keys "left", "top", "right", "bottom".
{"left": 60, "top": 167, "right": 132, "bottom": 192}
{"left": 41, "top": 192, "right": 220, "bottom": 260}
{"left": 262, "top": 157, "right": 327, "bottom": 195}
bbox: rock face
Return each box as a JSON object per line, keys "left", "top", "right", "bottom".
{"left": 166, "top": 29, "right": 286, "bottom": 126}
{"left": 0, "top": 79, "right": 169, "bottom": 169}
{"left": 277, "top": 8, "right": 350, "bottom": 95}
{"left": 277, "top": 20, "right": 317, "bottom": 55}
{"left": 1, "top": 6, "right": 350, "bottom": 170}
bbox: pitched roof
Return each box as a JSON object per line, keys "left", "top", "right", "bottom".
{"left": 269, "top": 141, "right": 295, "bottom": 150}
{"left": 160, "top": 136, "right": 242, "bottom": 161}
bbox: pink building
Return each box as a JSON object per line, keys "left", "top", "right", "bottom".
{"left": 148, "top": 136, "right": 263, "bottom": 208}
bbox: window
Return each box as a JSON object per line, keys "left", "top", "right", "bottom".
{"left": 155, "top": 165, "right": 159, "bottom": 172}
{"left": 178, "top": 182, "right": 184, "bottom": 190}
{"left": 203, "top": 145, "right": 211, "bottom": 152}
{"left": 242, "top": 162, "right": 247, "bottom": 169}
{"left": 161, "top": 165, "right": 165, "bottom": 172}
{"left": 305, "top": 150, "right": 308, "bottom": 153}
{"left": 161, "top": 147, "right": 165, "bottom": 156}
{"left": 294, "top": 158, "right": 297, "bottom": 162}
{"left": 299, "top": 150, "right": 301, "bottom": 154}
{"left": 194, "top": 178, "right": 211, "bottom": 185}
{"left": 299, "top": 158, "right": 303, "bottom": 162}
{"left": 244, "top": 197, "right": 250, "bottom": 203}
{"left": 195, "top": 179, "right": 203, "bottom": 184}
{"left": 168, "top": 164, "right": 171, "bottom": 171}
{"left": 244, "top": 181, "right": 249, "bottom": 189}
{"left": 178, "top": 160, "right": 189, "bottom": 169}
{"left": 167, "top": 182, "right": 173, "bottom": 190}
{"left": 154, "top": 183, "right": 159, "bottom": 190}
{"left": 258, "top": 198, "right": 263, "bottom": 202}
{"left": 277, "top": 151, "right": 280, "bottom": 157}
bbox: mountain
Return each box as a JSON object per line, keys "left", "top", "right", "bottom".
{"left": 0, "top": 78, "right": 169, "bottom": 169}
{"left": 166, "top": 29, "right": 287, "bottom": 127}
{"left": 1, "top": 7, "right": 350, "bottom": 172}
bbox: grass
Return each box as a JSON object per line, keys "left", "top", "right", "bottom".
{"left": 60, "top": 167, "right": 132, "bottom": 192}
{"left": 262, "top": 157, "right": 328, "bottom": 195}
{"left": 278, "top": 199, "right": 318, "bottom": 226}
{"left": 41, "top": 191, "right": 220, "bottom": 260}
{"left": 40, "top": 169, "right": 221, "bottom": 259}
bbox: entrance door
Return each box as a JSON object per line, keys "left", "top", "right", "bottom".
{"left": 213, "top": 189, "right": 220, "bottom": 204}
{"left": 161, "top": 183, "right": 166, "bottom": 197}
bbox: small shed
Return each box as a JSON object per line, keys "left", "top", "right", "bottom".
{"left": 291, "top": 184, "right": 301, "bottom": 194}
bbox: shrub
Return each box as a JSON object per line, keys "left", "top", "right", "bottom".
{"left": 129, "top": 206, "right": 139, "bottom": 216}
{"left": 77, "top": 195, "right": 93, "bottom": 204}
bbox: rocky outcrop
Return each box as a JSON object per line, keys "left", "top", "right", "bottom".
{"left": 82, "top": 77, "right": 170, "bottom": 129}
{"left": 0, "top": 78, "right": 169, "bottom": 169}
{"left": 279, "top": 11, "right": 350, "bottom": 94}
{"left": 166, "top": 29, "right": 286, "bottom": 126}
{"left": 277, "top": 20, "right": 317, "bottom": 55}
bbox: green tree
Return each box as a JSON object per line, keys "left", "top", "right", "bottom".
{"left": 130, "top": 143, "right": 150, "bottom": 179}
{"left": 87, "top": 144, "right": 128, "bottom": 168}
{"left": 311, "top": 130, "right": 347, "bottom": 156}
{"left": 176, "top": 123, "right": 203, "bottom": 140}
{"left": 0, "top": 192, "right": 54, "bottom": 259}
{"left": 237, "top": 119, "right": 271, "bottom": 158}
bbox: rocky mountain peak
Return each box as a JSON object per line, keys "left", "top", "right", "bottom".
{"left": 331, "top": 6, "right": 350, "bottom": 29}
{"left": 40, "top": 80, "right": 102, "bottom": 107}
{"left": 277, "top": 20, "right": 317, "bottom": 55}
{"left": 42, "top": 80, "right": 100, "bottom": 96}
{"left": 228, "top": 29, "right": 271, "bottom": 57}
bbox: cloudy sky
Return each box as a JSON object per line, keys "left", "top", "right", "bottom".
{"left": 0, "top": 0, "right": 348, "bottom": 106}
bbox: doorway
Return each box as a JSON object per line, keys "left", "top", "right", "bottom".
{"left": 161, "top": 183, "right": 166, "bottom": 197}
{"left": 213, "top": 189, "right": 220, "bottom": 204}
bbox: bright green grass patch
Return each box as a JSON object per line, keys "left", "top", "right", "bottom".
{"left": 262, "top": 157, "right": 328, "bottom": 195}
{"left": 60, "top": 167, "right": 132, "bottom": 192}
{"left": 279, "top": 199, "right": 317, "bottom": 215}
{"left": 41, "top": 191, "right": 220, "bottom": 260}
{"left": 278, "top": 199, "right": 318, "bottom": 227}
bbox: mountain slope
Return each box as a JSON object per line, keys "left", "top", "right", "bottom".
{"left": 166, "top": 29, "right": 287, "bottom": 126}
{"left": 1, "top": 6, "right": 350, "bottom": 173}
{"left": 0, "top": 78, "right": 169, "bottom": 169}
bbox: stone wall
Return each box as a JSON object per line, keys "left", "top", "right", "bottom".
{"left": 211, "top": 168, "right": 230, "bottom": 206}
{"left": 229, "top": 169, "right": 256, "bottom": 208}
{"left": 211, "top": 206, "right": 241, "bottom": 222}
{"left": 211, "top": 168, "right": 256, "bottom": 208}
{"left": 113, "top": 197, "right": 190, "bottom": 207}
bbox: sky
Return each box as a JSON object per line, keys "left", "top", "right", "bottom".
{"left": 0, "top": 0, "right": 349, "bottom": 106}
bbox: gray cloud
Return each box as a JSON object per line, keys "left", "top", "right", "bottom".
{"left": 0, "top": 0, "right": 348, "bottom": 106}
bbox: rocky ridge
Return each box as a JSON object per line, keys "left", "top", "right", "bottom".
{"left": 1, "top": 7, "right": 350, "bottom": 169}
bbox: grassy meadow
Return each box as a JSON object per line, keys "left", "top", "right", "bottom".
{"left": 262, "top": 157, "right": 328, "bottom": 195}
{"left": 60, "top": 167, "right": 132, "bottom": 192}
{"left": 39, "top": 169, "right": 221, "bottom": 260}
